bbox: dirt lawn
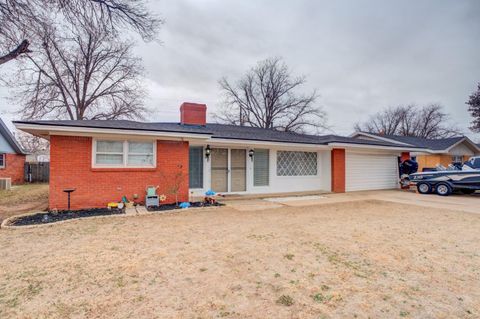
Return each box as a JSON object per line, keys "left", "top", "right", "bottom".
{"left": 0, "top": 183, "right": 49, "bottom": 223}
{"left": 1, "top": 200, "right": 479, "bottom": 318}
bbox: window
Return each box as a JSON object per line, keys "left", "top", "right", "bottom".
{"left": 0, "top": 154, "right": 5, "bottom": 168}
{"left": 452, "top": 155, "right": 463, "bottom": 164}
{"left": 277, "top": 151, "right": 317, "bottom": 176}
{"left": 254, "top": 149, "right": 269, "bottom": 186}
{"left": 189, "top": 146, "right": 203, "bottom": 188}
{"left": 128, "top": 142, "right": 154, "bottom": 166}
{"left": 94, "top": 140, "right": 155, "bottom": 167}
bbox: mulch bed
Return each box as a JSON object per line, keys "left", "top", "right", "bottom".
{"left": 9, "top": 208, "right": 125, "bottom": 226}
{"left": 147, "top": 202, "right": 225, "bottom": 212}
{"left": 7, "top": 202, "right": 224, "bottom": 226}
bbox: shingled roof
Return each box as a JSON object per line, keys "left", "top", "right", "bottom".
{"left": 352, "top": 132, "right": 480, "bottom": 153}
{"left": 14, "top": 120, "right": 415, "bottom": 149}
{"left": 364, "top": 133, "right": 466, "bottom": 151}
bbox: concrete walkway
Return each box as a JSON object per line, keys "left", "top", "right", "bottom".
{"left": 224, "top": 190, "right": 479, "bottom": 214}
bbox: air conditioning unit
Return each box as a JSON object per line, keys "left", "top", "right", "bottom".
{"left": 0, "top": 178, "right": 12, "bottom": 190}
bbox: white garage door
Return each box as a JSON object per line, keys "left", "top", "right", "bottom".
{"left": 346, "top": 152, "right": 399, "bottom": 191}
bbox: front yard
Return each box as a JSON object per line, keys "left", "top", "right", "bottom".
{"left": 0, "top": 200, "right": 479, "bottom": 318}
{"left": 0, "top": 183, "right": 49, "bottom": 223}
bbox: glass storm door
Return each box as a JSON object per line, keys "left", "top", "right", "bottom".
{"left": 211, "top": 148, "right": 228, "bottom": 192}
{"left": 230, "top": 149, "right": 246, "bottom": 192}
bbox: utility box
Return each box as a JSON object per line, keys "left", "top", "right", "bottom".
{"left": 0, "top": 178, "right": 11, "bottom": 190}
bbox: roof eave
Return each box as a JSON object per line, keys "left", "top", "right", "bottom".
{"left": 327, "top": 142, "right": 428, "bottom": 152}
{"left": 14, "top": 122, "right": 212, "bottom": 140}
{"left": 349, "top": 132, "right": 414, "bottom": 146}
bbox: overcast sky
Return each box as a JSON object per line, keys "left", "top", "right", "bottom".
{"left": 1, "top": 0, "right": 480, "bottom": 139}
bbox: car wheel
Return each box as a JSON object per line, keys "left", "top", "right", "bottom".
{"left": 435, "top": 182, "right": 452, "bottom": 196}
{"left": 417, "top": 182, "right": 432, "bottom": 194}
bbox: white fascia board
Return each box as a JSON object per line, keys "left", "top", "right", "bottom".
{"left": 349, "top": 132, "right": 413, "bottom": 146}
{"left": 14, "top": 123, "right": 211, "bottom": 140}
{"left": 194, "top": 138, "right": 330, "bottom": 149}
{"left": 327, "top": 142, "right": 428, "bottom": 152}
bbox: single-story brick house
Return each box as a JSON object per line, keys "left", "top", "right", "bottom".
{"left": 14, "top": 103, "right": 424, "bottom": 210}
{"left": 351, "top": 132, "right": 480, "bottom": 172}
{"left": 0, "top": 118, "right": 26, "bottom": 184}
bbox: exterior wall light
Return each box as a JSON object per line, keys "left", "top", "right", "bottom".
{"left": 205, "top": 145, "right": 211, "bottom": 160}
{"left": 248, "top": 149, "right": 255, "bottom": 160}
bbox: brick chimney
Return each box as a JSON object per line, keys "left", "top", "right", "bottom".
{"left": 180, "top": 102, "right": 207, "bottom": 126}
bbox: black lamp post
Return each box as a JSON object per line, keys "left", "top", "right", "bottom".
{"left": 205, "top": 145, "right": 211, "bottom": 160}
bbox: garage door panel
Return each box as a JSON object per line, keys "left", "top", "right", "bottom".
{"left": 346, "top": 152, "right": 399, "bottom": 191}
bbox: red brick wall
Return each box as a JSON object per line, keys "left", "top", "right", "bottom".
{"left": 331, "top": 148, "right": 345, "bottom": 193}
{"left": 180, "top": 102, "right": 207, "bottom": 126}
{"left": 0, "top": 153, "right": 25, "bottom": 184}
{"left": 49, "top": 135, "right": 190, "bottom": 210}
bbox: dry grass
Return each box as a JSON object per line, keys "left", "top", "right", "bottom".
{"left": 0, "top": 183, "right": 49, "bottom": 223}
{"left": 0, "top": 200, "right": 479, "bottom": 318}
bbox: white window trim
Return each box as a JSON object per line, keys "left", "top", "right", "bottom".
{"left": 92, "top": 138, "right": 157, "bottom": 168}
{"left": 0, "top": 153, "right": 5, "bottom": 169}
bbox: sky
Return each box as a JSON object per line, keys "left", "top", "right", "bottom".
{"left": 1, "top": 0, "right": 480, "bottom": 140}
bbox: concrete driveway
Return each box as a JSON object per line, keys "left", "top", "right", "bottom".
{"left": 225, "top": 190, "right": 479, "bottom": 214}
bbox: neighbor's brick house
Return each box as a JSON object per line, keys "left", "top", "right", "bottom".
{"left": 15, "top": 103, "right": 421, "bottom": 210}
{"left": 0, "top": 118, "right": 26, "bottom": 184}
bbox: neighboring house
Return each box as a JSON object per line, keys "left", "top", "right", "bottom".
{"left": 0, "top": 118, "right": 26, "bottom": 184}
{"left": 14, "top": 103, "right": 424, "bottom": 210}
{"left": 351, "top": 132, "right": 480, "bottom": 171}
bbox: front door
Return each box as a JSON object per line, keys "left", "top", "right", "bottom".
{"left": 210, "top": 148, "right": 246, "bottom": 193}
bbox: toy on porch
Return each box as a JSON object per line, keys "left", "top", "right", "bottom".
{"left": 204, "top": 189, "right": 217, "bottom": 205}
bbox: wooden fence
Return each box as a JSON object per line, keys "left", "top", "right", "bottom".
{"left": 24, "top": 162, "right": 50, "bottom": 183}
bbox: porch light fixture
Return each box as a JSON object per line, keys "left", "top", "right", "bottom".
{"left": 205, "top": 145, "right": 211, "bottom": 160}
{"left": 248, "top": 149, "right": 255, "bottom": 160}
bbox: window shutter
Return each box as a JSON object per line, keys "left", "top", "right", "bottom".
{"left": 254, "top": 149, "right": 269, "bottom": 186}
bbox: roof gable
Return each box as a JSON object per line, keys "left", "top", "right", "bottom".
{"left": 0, "top": 118, "right": 25, "bottom": 154}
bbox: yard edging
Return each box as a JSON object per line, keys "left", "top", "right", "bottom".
{"left": 0, "top": 205, "right": 222, "bottom": 230}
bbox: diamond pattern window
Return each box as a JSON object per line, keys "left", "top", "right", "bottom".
{"left": 277, "top": 151, "right": 317, "bottom": 176}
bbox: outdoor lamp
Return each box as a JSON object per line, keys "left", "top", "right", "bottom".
{"left": 248, "top": 149, "right": 255, "bottom": 160}
{"left": 205, "top": 145, "right": 211, "bottom": 160}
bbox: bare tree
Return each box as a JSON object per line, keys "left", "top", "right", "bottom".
{"left": 355, "top": 104, "right": 462, "bottom": 138}
{"left": 15, "top": 130, "right": 49, "bottom": 154}
{"left": 7, "top": 21, "right": 146, "bottom": 120}
{"left": 0, "top": 0, "right": 161, "bottom": 66}
{"left": 467, "top": 83, "right": 480, "bottom": 133}
{"left": 216, "top": 57, "right": 327, "bottom": 134}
